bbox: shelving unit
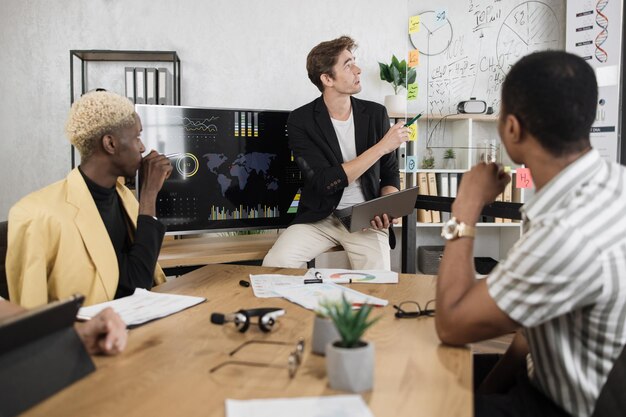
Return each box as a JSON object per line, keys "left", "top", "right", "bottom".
{"left": 69, "top": 50, "right": 181, "bottom": 168}
{"left": 390, "top": 113, "right": 530, "bottom": 273}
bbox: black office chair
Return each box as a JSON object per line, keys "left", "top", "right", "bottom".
{"left": 591, "top": 344, "right": 626, "bottom": 417}
{"left": 0, "top": 221, "right": 8, "bottom": 300}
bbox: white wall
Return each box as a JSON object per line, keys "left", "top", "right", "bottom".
{"left": 0, "top": 0, "right": 407, "bottom": 220}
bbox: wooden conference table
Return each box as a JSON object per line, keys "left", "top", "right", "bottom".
{"left": 24, "top": 264, "right": 472, "bottom": 417}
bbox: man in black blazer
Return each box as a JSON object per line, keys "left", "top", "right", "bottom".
{"left": 263, "top": 36, "right": 409, "bottom": 269}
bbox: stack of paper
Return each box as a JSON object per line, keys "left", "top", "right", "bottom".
{"left": 248, "top": 273, "right": 390, "bottom": 311}
{"left": 77, "top": 288, "right": 205, "bottom": 327}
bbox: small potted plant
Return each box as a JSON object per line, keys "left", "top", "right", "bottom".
{"left": 378, "top": 55, "right": 417, "bottom": 115}
{"left": 421, "top": 156, "right": 435, "bottom": 169}
{"left": 311, "top": 310, "right": 340, "bottom": 356}
{"left": 443, "top": 148, "right": 456, "bottom": 169}
{"left": 320, "top": 295, "right": 381, "bottom": 392}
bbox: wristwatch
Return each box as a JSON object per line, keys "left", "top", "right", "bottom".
{"left": 441, "top": 217, "right": 476, "bottom": 240}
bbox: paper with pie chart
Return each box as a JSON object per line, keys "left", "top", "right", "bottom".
{"left": 305, "top": 269, "right": 399, "bottom": 284}
{"left": 273, "top": 283, "right": 388, "bottom": 311}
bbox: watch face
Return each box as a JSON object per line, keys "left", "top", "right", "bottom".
{"left": 441, "top": 218, "right": 458, "bottom": 240}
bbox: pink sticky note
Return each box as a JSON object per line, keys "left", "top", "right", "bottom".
{"left": 515, "top": 168, "right": 533, "bottom": 188}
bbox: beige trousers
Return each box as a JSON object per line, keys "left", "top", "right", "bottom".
{"left": 262, "top": 215, "right": 390, "bottom": 270}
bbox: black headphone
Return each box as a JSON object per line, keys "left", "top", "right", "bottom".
{"left": 210, "top": 308, "right": 285, "bottom": 333}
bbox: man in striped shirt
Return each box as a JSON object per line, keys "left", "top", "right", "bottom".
{"left": 435, "top": 50, "right": 626, "bottom": 417}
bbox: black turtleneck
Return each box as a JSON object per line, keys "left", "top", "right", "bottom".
{"left": 79, "top": 167, "right": 165, "bottom": 298}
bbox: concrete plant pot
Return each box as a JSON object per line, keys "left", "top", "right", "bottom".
{"left": 311, "top": 316, "right": 341, "bottom": 356}
{"left": 325, "top": 340, "right": 374, "bottom": 392}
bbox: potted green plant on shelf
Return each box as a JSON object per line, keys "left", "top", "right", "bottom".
{"left": 421, "top": 156, "right": 435, "bottom": 169}
{"left": 320, "top": 295, "right": 381, "bottom": 392}
{"left": 443, "top": 148, "right": 456, "bottom": 169}
{"left": 378, "top": 55, "right": 417, "bottom": 115}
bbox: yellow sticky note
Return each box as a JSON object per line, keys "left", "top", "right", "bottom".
{"left": 408, "top": 123, "right": 418, "bottom": 141}
{"left": 407, "top": 83, "right": 418, "bottom": 101}
{"left": 409, "top": 49, "right": 419, "bottom": 67}
{"left": 409, "top": 15, "right": 420, "bottom": 34}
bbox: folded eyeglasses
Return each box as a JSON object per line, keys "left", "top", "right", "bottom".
{"left": 393, "top": 300, "right": 436, "bottom": 318}
{"left": 209, "top": 338, "right": 305, "bottom": 378}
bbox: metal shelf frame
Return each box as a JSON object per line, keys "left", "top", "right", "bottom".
{"left": 69, "top": 50, "right": 181, "bottom": 168}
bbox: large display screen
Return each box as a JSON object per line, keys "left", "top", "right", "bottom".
{"left": 135, "top": 105, "right": 303, "bottom": 233}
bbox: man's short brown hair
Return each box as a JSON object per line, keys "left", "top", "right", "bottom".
{"left": 306, "top": 36, "right": 357, "bottom": 92}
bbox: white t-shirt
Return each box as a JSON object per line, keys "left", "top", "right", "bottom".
{"left": 331, "top": 112, "right": 366, "bottom": 210}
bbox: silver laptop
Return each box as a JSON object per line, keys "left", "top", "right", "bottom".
{"left": 334, "top": 186, "right": 419, "bottom": 232}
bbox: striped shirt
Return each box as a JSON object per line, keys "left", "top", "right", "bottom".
{"left": 487, "top": 149, "right": 626, "bottom": 417}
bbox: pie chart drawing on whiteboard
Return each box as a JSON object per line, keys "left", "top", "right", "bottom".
{"left": 496, "top": 1, "right": 562, "bottom": 75}
{"left": 409, "top": 10, "right": 454, "bottom": 57}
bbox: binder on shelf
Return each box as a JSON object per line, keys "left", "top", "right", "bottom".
{"left": 416, "top": 172, "right": 432, "bottom": 223}
{"left": 449, "top": 173, "right": 459, "bottom": 198}
{"left": 439, "top": 172, "right": 450, "bottom": 222}
{"left": 157, "top": 67, "right": 171, "bottom": 105}
{"left": 134, "top": 67, "right": 146, "bottom": 104}
{"left": 494, "top": 191, "right": 504, "bottom": 223}
{"left": 502, "top": 180, "right": 513, "bottom": 223}
{"left": 512, "top": 173, "right": 523, "bottom": 203}
{"left": 511, "top": 173, "right": 522, "bottom": 223}
{"left": 426, "top": 172, "right": 441, "bottom": 223}
{"left": 145, "top": 68, "right": 157, "bottom": 105}
{"left": 124, "top": 67, "right": 135, "bottom": 103}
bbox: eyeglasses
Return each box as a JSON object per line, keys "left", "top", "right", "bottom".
{"left": 393, "top": 300, "right": 435, "bottom": 318}
{"left": 209, "top": 338, "right": 305, "bottom": 378}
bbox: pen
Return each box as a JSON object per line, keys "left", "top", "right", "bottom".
{"left": 303, "top": 278, "right": 352, "bottom": 284}
{"left": 328, "top": 278, "right": 352, "bottom": 284}
{"left": 314, "top": 271, "right": 322, "bottom": 279}
{"left": 404, "top": 112, "right": 423, "bottom": 127}
{"left": 164, "top": 152, "right": 183, "bottom": 158}
{"left": 352, "top": 302, "right": 385, "bottom": 308}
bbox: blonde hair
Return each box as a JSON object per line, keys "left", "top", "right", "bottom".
{"left": 65, "top": 90, "right": 136, "bottom": 160}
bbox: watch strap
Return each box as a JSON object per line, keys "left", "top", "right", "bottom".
{"left": 457, "top": 221, "right": 476, "bottom": 238}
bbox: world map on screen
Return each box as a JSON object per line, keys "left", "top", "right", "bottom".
{"left": 203, "top": 152, "right": 279, "bottom": 196}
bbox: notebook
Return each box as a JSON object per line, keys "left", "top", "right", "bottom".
{"left": 334, "top": 186, "right": 419, "bottom": 232}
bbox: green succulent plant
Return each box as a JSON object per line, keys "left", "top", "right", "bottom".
{"left": 444, "top": 148, "right": 456, "bottom": 159}
{"left": 378, "top": 55, "right": 417, "bottom": 95}
{"left": 421, "top": 156, "right": 435, "bottom": 169}
{"left": 319, "top": 295, "right": 381, "bottom": 348}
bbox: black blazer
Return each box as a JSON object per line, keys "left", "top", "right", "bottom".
{"left": 287, "top": 96, "right": 400, "bottom": 225}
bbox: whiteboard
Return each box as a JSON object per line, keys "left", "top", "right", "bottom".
{"left": 407, "top": 0, "right": 566, "bottom": 116}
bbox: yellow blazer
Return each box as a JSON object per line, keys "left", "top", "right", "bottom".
{"left": 6, "top": 168, "right": 166, "bottom": 308}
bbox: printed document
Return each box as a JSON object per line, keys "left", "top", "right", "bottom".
{"left": 226, "top": 395, "right": 374, "bottom": 417}
{"left": 77, "top": 288, "right": 205, "bottom": 327}
{"left": 273, "top": 282, "right": 388, "bottom": 311}
{"left": 305, "top": 268, "right": 398, "bottom": 284}
{"left": 249, "top": 274, "right": 306, "bottom": 298}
